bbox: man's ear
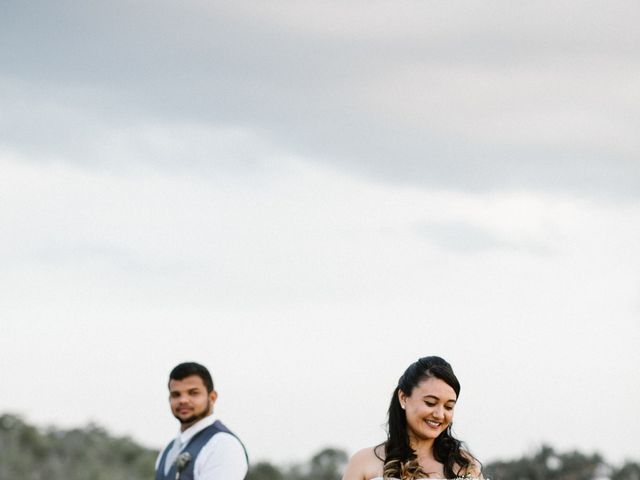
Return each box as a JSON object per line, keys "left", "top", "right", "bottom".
{"left": 209, "top": 390, "right": 218, "bottom": 405}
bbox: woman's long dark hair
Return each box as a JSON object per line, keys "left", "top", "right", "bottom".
{"left": 377, "top": 356, "right": 480, "bottom": 479}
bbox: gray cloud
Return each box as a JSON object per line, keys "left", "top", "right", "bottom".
{"left": 2, "top": 1, "right": 639, "bottom": 196}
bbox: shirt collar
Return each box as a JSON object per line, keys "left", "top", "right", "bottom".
{"left": 176, "top": 412, "right": 218, "bottom": 447}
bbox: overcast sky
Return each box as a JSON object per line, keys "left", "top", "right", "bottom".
{"left": 1, "top": 0, "right": 639, "bottom": 469}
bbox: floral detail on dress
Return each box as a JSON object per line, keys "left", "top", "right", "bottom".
{"left": 381, "top": 458, "right": 484, "bottom": 479}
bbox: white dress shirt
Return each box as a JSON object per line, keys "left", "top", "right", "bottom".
{"left": 156, "top": 413, "right": 248, "bottom": 480}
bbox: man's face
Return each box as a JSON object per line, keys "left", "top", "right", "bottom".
{"left": 169, "top": 375, "right": 217, "bottom": 431}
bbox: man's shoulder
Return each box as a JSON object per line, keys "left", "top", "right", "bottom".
{"left": 198, "top": 421, "right": 246, "bottom": 456}
{"left": 204, "top": 430, "right": 244, "bottom": 447}
{"left": 196, "top": 428, "right": 248, "bottom": 470}
{"left": 197, "top": 420, "right": 242, "bottom": 441}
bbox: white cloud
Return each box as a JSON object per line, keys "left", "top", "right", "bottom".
{"left": 1, "top": 155, "right": 639, "bottom": 463}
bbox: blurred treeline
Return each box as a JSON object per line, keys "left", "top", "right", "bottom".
{"left": 0, "top": 414, "right": 156, "bottom": 479}
{"left": 1, "top": 413, "right": 639, "bottom": 480}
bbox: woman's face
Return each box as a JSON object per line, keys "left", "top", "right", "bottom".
{"left": 399, "top": 376, "right": 457, "bottom": 443}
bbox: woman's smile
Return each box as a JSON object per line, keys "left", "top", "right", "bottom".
{"left": 425, "top": 419, "right": 441, "bottom": 428}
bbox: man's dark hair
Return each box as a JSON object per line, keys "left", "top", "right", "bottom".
{"left": 169, "top": 362, "right": 214, "bottom": 392}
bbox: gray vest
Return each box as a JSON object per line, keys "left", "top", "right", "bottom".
{"left": 156, "top": 420, "right": 248, "bottom": 480}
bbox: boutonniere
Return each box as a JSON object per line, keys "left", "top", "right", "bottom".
{"left": 175, "top": 452, "right": 192, "bottom": 480}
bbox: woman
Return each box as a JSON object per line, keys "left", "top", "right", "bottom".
{"left": 342, "top": 356, "right": 482, "bottom": 480}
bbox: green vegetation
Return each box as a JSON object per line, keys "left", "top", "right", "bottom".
{"left": 247, "top": 448, "right": 349, "bottom": 480}
{"left": 483, "top": 444, "right": 640, "bottom": 480}
{"left": 1, "top": 413, "right": 638, "bottom": 480}
{"left": 0, "top": 414, "right": 156, "bottom": 480}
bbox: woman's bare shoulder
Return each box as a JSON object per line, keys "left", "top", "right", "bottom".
{"left": 341, "top": 445, "right": 385, "bottom": 480}
{"left": 353, "top": 445, "right": 384, "bottom": 461}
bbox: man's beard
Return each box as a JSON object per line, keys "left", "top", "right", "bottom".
{"left": 174, "top": 399, "right": 211, "bottom": 426}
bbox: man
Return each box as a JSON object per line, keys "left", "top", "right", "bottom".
{"left": 155, "top": 362, "right": 248, "bottom": 480}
